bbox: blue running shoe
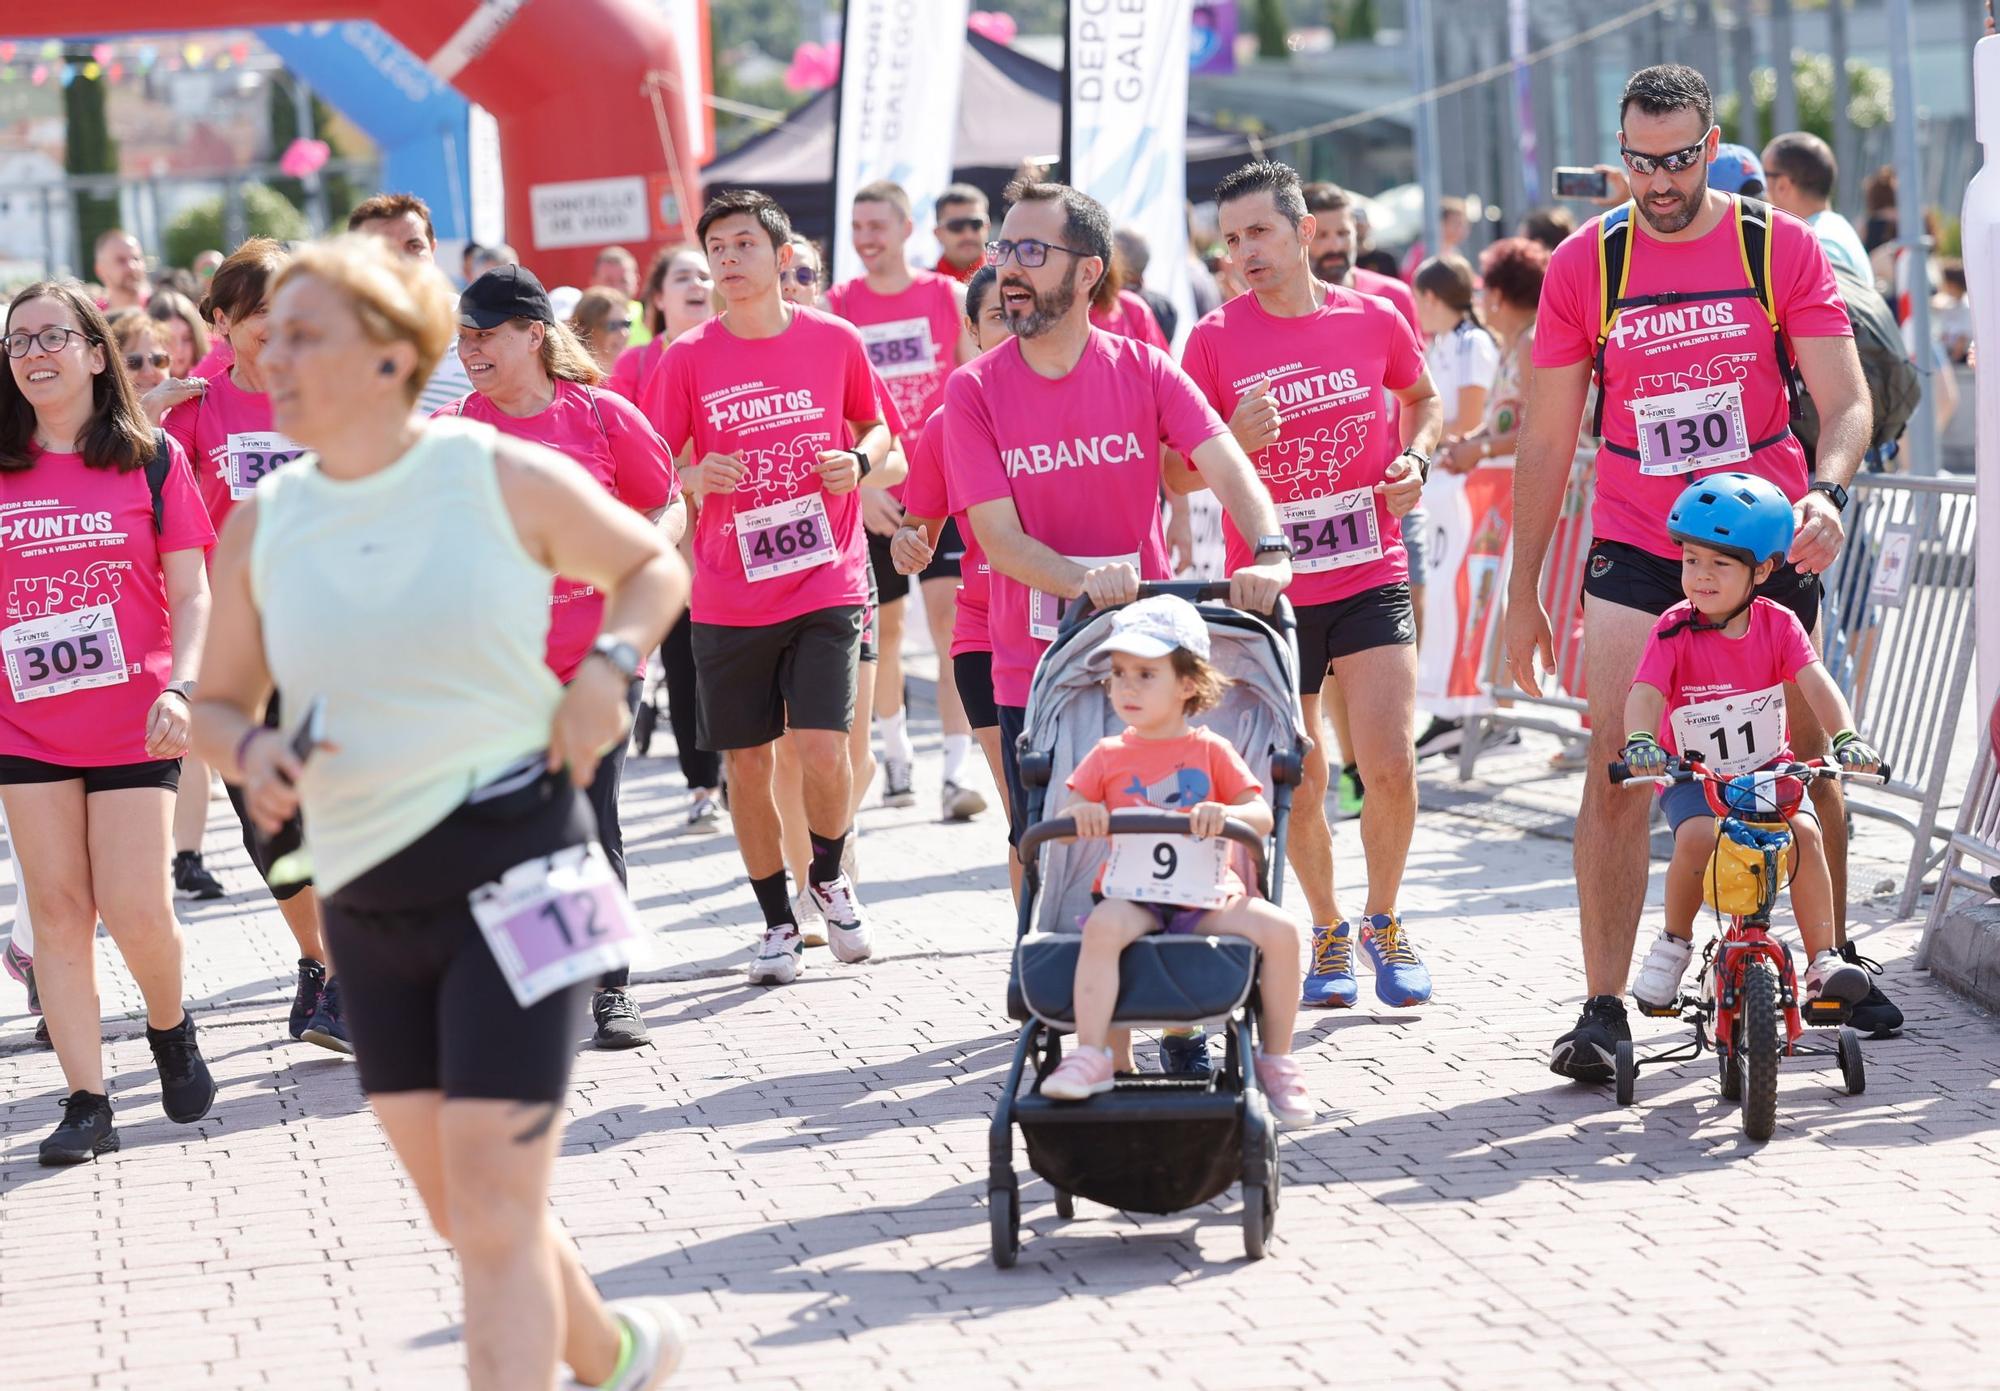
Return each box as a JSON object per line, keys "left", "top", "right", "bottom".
{"left": 1157, "top": 1028, "right": 1214, "bottom": 1075}
{"left": 1362, "top": 912, "right": 1432, "bottom": 1006}
{"left": 1301, "top": 923, "right": 1359, "bottom": 1008}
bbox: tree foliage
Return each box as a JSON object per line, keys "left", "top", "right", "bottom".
{"left": 164, "top": 184, "right": 307, "bottom": 272}
{"left": 1256, "top": 0, "right": 1291, "bottom": 59}
{"left": 1718, "top": 52, "right": 1893, "bottom": 150}
{"left": 63, "top": 52, "right": 120, "bottom": 274}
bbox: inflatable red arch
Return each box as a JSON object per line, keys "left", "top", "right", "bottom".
{"left": 14, "top": 0, "right": 703, "bottom": 286}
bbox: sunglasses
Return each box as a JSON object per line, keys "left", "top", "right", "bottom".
{"left": 985, "top": 238, "right": 1088, "bottom": 270}
{"left": 788, "top": 267, "right": 818, "bottom": 286}
{"left": 941, "top": 217, "right": 987, "bottom": 234}
{"left": 125, "top": 351, "right": 171, "bottom": 371}
{"left": 603, "top": 319, "right": 632, "bottom": 334}
{"left": 1619, "top": 127, "right": 1715, "bottom": 177}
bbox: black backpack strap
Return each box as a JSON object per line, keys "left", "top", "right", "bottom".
{"left": 1590, "top": 204, "right": 1634, "bottom": 440}
{"left": 1735, "top": 194, "right": 1807, "bottom": 426}
{"left": 145, "top": 429, "right": 173, "bottom": 532}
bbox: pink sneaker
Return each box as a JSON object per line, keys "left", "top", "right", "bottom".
{"left": 1039, "top": 1047, "right": 1115, "bottom": 1101}
{"left": 1254, "top": 1052, "right": 1315, "bottom": 1128}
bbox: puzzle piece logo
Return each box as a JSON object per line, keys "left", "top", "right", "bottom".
{"left": 1638, "top": 352, "right": 1757, "bottom": 398}
{"left": 739, "top": 434, "right": 833, "bottom": 510}
{"left": 8, "top": 562, "right": 125, "bottom": 621}
{"left": 1261, "top": 415, "right": 1371, "bottom": 500}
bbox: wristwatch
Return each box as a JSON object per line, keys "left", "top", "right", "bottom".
{"left": 165, "top": 679, "right": 196, "bottom": 701}
{"left": 1806, "top": 479, "right": 1849, "bottom": 511}
{"left": 1402, "top": 447, "right": 1432, "bottom": 483}
{"left": 588, "top": 636, "right": 643, "bottom": 682}
{"left": 851, "top": 448, "right": 872, "bottom": 480}
{"left": 1252, "top": 534, "right": 1291, "bottom": 560}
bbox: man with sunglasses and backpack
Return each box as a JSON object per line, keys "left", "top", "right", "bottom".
{"left": 1504, "top": 65, "right": 1888, "bottom": 1082}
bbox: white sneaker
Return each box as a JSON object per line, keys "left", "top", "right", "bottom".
{"left": 809, "top": 874, "right": 874, "bottom": 963}
{"left": 792, "top": 887, "right": 826, "bottom": 949}
{"left": 1632, "top": 931, "right": 1694, "bottom": 1014}
{"left": 598, "top": 1296, "right": 690, "bottom": 1390}
{"left": 746, "top": 926, "right": 803, "bottom": 985}
{"left": 881, "top": 757, "right": 916, "bottom": 808}
{"left": 1805, "top": 949, "right": 1870, "bottom": 1006}
{"left": 941, "top": 779, "right": 987, "bottom": 822}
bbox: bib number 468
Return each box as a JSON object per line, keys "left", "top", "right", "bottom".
{"left": 747, "top": 517, "right": 822, "bottom": 562}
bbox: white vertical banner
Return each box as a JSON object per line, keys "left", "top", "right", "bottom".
{"left": 832, "top": 0, "right": 971, "bottom": 285}
{"left": 1067, "top": 0, "right": 1195, "bottom": 350}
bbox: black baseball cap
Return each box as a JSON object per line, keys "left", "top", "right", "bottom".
{"left": 459, "top": 264, "right": 554, "bottom": 329}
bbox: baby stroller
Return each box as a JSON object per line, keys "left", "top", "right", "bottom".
{"left": 989, "top": 582, "right": 1307, "bottom": 1265}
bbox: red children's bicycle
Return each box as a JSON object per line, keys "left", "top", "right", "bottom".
{"left": 1607, "top": 757, "right": 1889, "bottom": 1141}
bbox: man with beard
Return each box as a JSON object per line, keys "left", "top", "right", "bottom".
{"left": 1506, "top": 64, "right": 1879, "bottom": 1080}
{"left": 94, "top": 230, "right": 151, "bottom": 313}
{"left": 944, "top": 179, "right": 1293, "bottom": 863}
{"left": 1185, "top": 161, "right": 1443, "bottom": 1012}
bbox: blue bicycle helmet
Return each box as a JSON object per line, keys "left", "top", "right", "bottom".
{"left": 1666, "top": 472, "right": 1795, "bottom": 566}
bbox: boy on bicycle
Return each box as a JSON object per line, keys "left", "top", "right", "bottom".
{"left": 1036, "top": 596, "right": 1313, "bottom": 1126}
{"left": 1621, "top": 473, "right": 1881, "bottom": 1013}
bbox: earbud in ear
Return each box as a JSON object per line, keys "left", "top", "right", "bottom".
{"left": 379, "top": 360, "right": 396, "bottom": 376}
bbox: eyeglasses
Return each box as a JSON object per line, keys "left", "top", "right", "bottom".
{"left": 3, "top": 326, "right": 96, "bottom": 358}
{"left": 1618, "top": 128, "right": 1715, "bottom": 177}
{"left": 124, "top": 352, "right": 170, "bottom": 371}
{"left": 985, "top": 238, "right": 1088, "bottom": 269}
{"left": 603, "top": 319, "right": 632, "bottom": 334}
{"left": 788, "top": 267, "right": 818, "bottom": 286}
{"left": 941, "top": 217, "right": 987, "bottom": 234}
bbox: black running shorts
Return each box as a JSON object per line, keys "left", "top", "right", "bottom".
{"left": 320, "top": 766, "right": 597, "bottom": 1103}
{"left": 867, "top": 529, "right": 912, "bottom": 605}
{"left": 918, "top": 517, "right": 966, "bottom": 583}
{"left": 1293, "top": 583, "right": 1418, "bottom": 695}
{"left": 692, "top": 604, "right": 862, "bottom": 751}
{"left": 953, "top": 648, "right": 999, "bottom": 731}
{"left": 1582, "top": 539, "right": 1822, "bottom": 633}
{"left": 0, "top": 755, "right": 181, "bottom": 794}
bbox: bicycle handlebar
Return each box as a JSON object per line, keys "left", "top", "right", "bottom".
{"left": 1607, "top": 758, "right": 1892, "bottom": 788}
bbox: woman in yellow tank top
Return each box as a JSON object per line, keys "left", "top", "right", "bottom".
{"left": 190, "top": 237, "right": 692, "bottom": 1391}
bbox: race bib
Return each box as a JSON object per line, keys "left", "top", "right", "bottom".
{"left": 469, "top": 842, "right": 641, "bottom": 1008}
{"left": 1277, "top": 488, "right": 1382, "bottom": 573}
{"left": 1102, "top": 831, "right": 1231, "bottom": 910}
{"left": 2, "top": 604, "right": 128, "bottom": 703}
{"left": 1630, "top": 382, "right": 1751, "bottom": 476}
{"left": 859, "top": 318, "right": 936, "bottom": 381}
{"left": 735, "top": 494, "right": 838, "bottom": 582}
{"left": 1029, "top": 552, "right": 1140, "bottom": 641}
{"left": 224, "top": 430, "right": 307, "bottom": 500}
{"left": 1671, "top": 683, "right": 1786, "bottom": 779}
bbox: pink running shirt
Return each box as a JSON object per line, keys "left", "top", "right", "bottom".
{"left": 900, "top": 404, "right": 990, "bottom": 656}
{"left": 606, "top": 339, "right": 667, "bottom": 407}
{"left": 1632, "top": 597, "right": 1818, "bottom": 769}
{"left": 1090, "top": 289, "right": 1170, "bottom": 350}
{"left": 1534, "top": 201, "right": 1849, "bottom": 557}
{"left": 1181, "top": 283, "right": 1426, "bottom": 607}
{"left": 647, "top": 307, "right": 883, "bottom": 628}
{"left": 826, "top": 272, "right": 963, "bottom": 431}
{"left": 0, "top": 441, "right": 214, "bottom": 766}
{"left": 944, "top": 330, "right": 1228, "bottom": 706}
{"left": 1353, "top": 267, "right": 1421, "bottom": 335}
{"left": 438, "top": 381, "right": 678, "bottom": 681}
{"left": 162, "top": 369, "right": 306, "bottom": 533}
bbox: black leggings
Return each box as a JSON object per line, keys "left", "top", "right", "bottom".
{"left": 591, "top": 679, "right": 641, "bottom": 989}
{"left": 662, "top": 615, "right": 720, "bottom": 791}
{"left": 321, "top": 766, "right": 597, "bottom": 1102}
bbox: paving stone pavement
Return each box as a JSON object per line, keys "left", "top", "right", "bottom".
{"left": 1, "top": 674, "right": 1995, "bottom": 1391}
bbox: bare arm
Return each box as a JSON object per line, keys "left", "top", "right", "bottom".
{"left": 1393, "top": 370, "right": 1445, "bottom": 456}
{"left": 144, "top": 548, "right": 211, "bottom": 759}
{"left": 1788, "top": 334, "right": 1868, "bottom": 574}
{"left": 1187, "top": 432, "right": 1280, "bottom": 549}
{"left": 1792, "top": 661, "right": 1859, "bottom": 740}
{"left": 1502, "top": 357, "right": 1591, "bottom": 695}
{"left": 1622, "top": 682, "right": 1666, "bottom": 745}
{"left": 967, "top": 496, "right": 1090, "bottom": 596}
{"left": 189, "top": 502, "right": 289, "bottom": 828}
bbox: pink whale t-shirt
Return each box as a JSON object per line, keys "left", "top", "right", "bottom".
{"left": 1534, "top": 201, "right": 1849, "bottom": 557}
{"left": 944, "top": 330, "right": 1229, "bottom": 706}
{"left": 438, "top": 380, "right": 677, "bottom": 681}
{"left": 0, "top": 440, "right": 214, "bottom": 765}
{"left": 1182, "top": 283, "right": 1425, "bottom": 607}
{"left": 647, "top": 306, "right": 883, "bottom": 628}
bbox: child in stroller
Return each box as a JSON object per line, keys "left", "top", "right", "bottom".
{"left": 1035, "top": 595, "right": 1313, "bottom": 1126}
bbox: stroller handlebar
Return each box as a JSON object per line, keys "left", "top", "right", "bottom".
{"left": 1063, "top": 583, "right": 1296, "bottom": 639}
{"left": 1017, "top": 809, "right": 1270, "bottom": 886}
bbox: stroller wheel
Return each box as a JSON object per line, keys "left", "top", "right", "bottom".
{"left": 1053, "top": 1188, "right": 1075, "bottom": 1220}
{"left": 1242, "top": 1182, "right": 1271, "bottom": 1261}
{"left": 989, "top": 1187, "right": 1019, "bottom": 1268}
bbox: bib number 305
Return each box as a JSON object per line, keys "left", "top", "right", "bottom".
{"left": 469, "top": 843, "right": 641, "bottom": 1008}
{"left": 1101, "top": 832, "right": 1230, "bottom": 909}
{"left": 2, "top": 604, "right": 129, "bottom": 703}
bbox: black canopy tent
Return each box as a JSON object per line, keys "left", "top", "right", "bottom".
{"left": 702, "top": 30, "right": 1249, "bottom": 248}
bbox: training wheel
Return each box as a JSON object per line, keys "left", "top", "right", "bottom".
{"left": 1614, "top": 1040, "right": 1636, "bottom": 1106}
{"left": 1837, "top": 1026, "right": 1866, "bottom": 1096}
{"left": 989, "top": 1187, "right": 1019, "bottom": 1268}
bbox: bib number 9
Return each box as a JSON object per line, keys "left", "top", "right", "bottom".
{"left": 1101, "top": 831, "right": 1230, "bottom": 910}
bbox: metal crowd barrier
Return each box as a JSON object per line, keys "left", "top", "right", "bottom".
{"left": 1456, "top": 467, "right": 1977, "bottom": 918}
{"left": 1916, "top": 739, "right": 2000, "bottom": 969}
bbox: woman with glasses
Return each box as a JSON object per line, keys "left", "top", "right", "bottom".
{"left": 162, "top": 237, "right": 347, "bottom": 1051}
{"left": 112, "top": 313, "right": 172, "bottom": 398}
{"left": 610, "top": 245, "right": 724, "bottom": 832}
{"left": 568, "top": 286, "right": 634, "bottom": 378}
{"left": 438, "top": 264, "right": 682, "bottom": 1051}
{"left": 190, "top": 234, "right": 691, "bottom": 1391}
{"left": 0, "top": 283, "right": 217, "bottom": 1165}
